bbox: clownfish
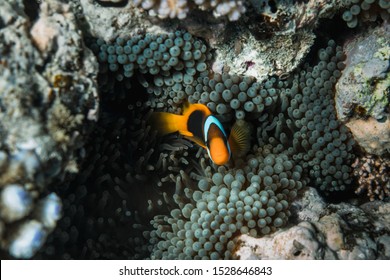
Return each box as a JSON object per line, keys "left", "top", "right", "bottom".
{"left": 149, "top": 102, "right": 251, "bottom": 165}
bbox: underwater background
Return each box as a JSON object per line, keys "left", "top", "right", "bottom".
{"left": 0, "top": 0, "right": 389, "bottom": 259}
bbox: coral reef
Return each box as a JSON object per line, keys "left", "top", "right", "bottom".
{"left": 0, "top": 0, "right": 98, "bottom": 258}
{"left": 211, "top": 0, "right": 348, "bottom": 81}
{"left": 91, "top": 0, "right": 351, "bottom": 82}
{"left": 235, "top": 222, "right": 334, "bottom": 259}
{"left": 249, "top": 0, "right": 345, "bottom": 33}
{"left": 77, "top": 32, "right": 354, "bottom": 259}
{"left": 128, "top": 0, "right": 348, "bottom": 25}
{"left": 235, "top": 188, "right": 390, "bottom": 260}
{"left": 0, "top": 0, "right": 388, "bottom": 260}
{"left": 352, "top": 154, "right": 390, "bottom": 201}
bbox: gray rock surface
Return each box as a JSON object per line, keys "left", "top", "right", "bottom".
{"left": 212, "top": 29, "right": 315, "bottom": 82}
{"left": 335, "top": 23, "right": 389, "bottom": 155}
{"left": 79, "top": 0, "right": 153, "bottom": 42}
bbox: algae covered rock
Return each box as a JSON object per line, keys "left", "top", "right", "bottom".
{"left": 0, "top": 0, "right": 98, "bottom": 258}
{"left": 335, "top": 23, "right": 389, "bottom": 155}
{"left": 336, "top": 23, "right": 389, "bottom": 122}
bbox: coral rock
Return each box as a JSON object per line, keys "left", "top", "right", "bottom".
{"left": 81, "top": 0, "right": 152, "bottom": 42}
{"left": 347, "top": 118, "right": 390, "bottom": 155}
{"left": 236, "top": 188, "right": 390, "bottom": 259}
{"left": 352, "top": 155, "right": 390, "bottom": 201}
{"left": 335, "top": 23, "right": 389, "bottom": 154}
{"left": 0, "top": 0, "right": 98, "bottom": 258}
{"left": 235, "top": 222, "right": 332, "bottom": 260}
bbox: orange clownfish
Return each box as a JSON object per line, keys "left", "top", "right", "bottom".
{"left": 149, "top": 102, "right": 250, "bottom": 165}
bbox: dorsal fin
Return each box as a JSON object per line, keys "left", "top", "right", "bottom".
{"left": 181, "top": 101, "right": 191, "bottom": 116}
{"left": 228, "top": 120, "right": 251, "bottom": 159}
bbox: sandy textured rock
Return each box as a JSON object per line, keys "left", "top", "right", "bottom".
{"left": 235, "top": 221, "right": 333, "bottom": 260}
{"left": 291, "top": 187, "right": 327, "bottom": 222}
{"left": 249, "top": 0, "right": 346, "bottom": 33}
{"left": 79, "top": 0, "right": 154, "bottom": 42}
{"left": 211, "top": 0, "right": 348, "bottom": 81}
{"left": 346, "top": 117, "right": 390, "bottom": 155}
{"left": 212, "top": 29, "right": 315, "bottom": 82}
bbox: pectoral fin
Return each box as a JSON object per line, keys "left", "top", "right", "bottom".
{"left": 228, "top": 120, "right": 251, "bottom": 158}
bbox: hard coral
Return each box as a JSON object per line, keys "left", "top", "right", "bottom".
{"left": 130, "top": 0, "right": 246, "bottom": 21}
{"left": 131, "top": 0, "right": 190, "bottom": 19}
{"left": 352, "top": 154, "right": 390, "bottom": 201}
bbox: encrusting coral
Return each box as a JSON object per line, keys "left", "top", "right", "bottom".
{"left": 352, "top": 154, "right": 390, "bottom": 201}
{"left": 335, "top": 22, "right": 389, "bottom": 156}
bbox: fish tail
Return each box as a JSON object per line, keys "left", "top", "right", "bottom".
{"left": 148, "top": 112, "right": 186, "bottom": 136}
{"left": 228, "top": 120, "right": 251, "bottom": 158}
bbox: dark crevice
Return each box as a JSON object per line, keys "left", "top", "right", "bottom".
{"left": 268, "top": 0, "right": 278, "bottom": 13}
{"left": 315, "top": 15, "right": 356, "bottom": 47}
{"left": 95, "top": 0, "right": 129, "bottom": 8}
{"left": 23, "top": 0, "right": 40, "bottom": 23}
{"left": 293, "top": 250, "right": 301, "bottom": 256}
